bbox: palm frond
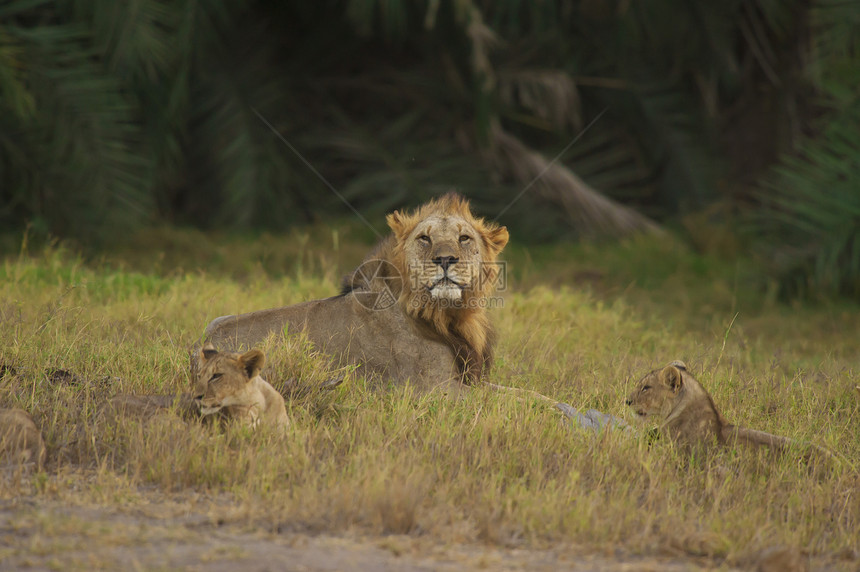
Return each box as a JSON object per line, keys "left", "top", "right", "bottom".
{"left": 498, "top": 69, "right": 581, "bottom": 131}
{"left": 754, "top": 101, "right": 860, "bottom": 299}
{"left": 1, "top": 16, "right": 152, "bottom": 240}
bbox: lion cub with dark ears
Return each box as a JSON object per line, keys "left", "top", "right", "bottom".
{"left": 193, "top": 344, "right": 289, "bottom": 430}
{"left": 627, "top": 361, "right": 834, "bottom": 461}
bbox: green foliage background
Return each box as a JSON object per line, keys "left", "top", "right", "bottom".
{"left": 1, "top": 0, "right": 859, "bottom": 298}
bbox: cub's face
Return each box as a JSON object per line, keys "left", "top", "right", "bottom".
{"left": 193, "top": 346, "right": 265, "bottom": 416}
{"left": 626, "top": 363, "right": 686, "bottom": 419}
{"left": 400, "top": 214, "right": 492, "bottom": 302}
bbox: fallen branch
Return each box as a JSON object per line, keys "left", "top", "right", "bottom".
{"left": 482, "top": 381, "right": 631, "bottom": 432}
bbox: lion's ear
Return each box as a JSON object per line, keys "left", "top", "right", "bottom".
{"left": 483, "top": 225, "right": 509, "bottom": 256}
{"left": 200, "top": 343, "right": 218, "bottom": 362}
{"left": 386, "top": 210, "right": 407, "bottom": 238}
{"left": 239, "top": 348, "right": 266, "bottom": 379}
{"left": 668, "top": 360, "right": 687, "bottom": 371}
{"left": 660, "top": 364, "right": 684, "bottom": 392}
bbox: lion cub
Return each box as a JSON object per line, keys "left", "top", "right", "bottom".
{"left": 194, "top": 344, "right": 289, "bottom": 430}
{"left": 627, "top": 361, "right": 832, "bottom": 460}
{"left": 0, "top": 408, "right": 46, "bottom": 469}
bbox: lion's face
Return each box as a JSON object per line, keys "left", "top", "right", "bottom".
{"left": 193, "top": 345, "right": 266, "bottom": 416}
{"left": 400, "top": 213, "right": 487, "bottom": 302}
{"left": 373, "top": 192, "right": 509, "bottom": 381}
{"left": 387, "top": 194, "right": 509, "bottom": 307}
{"left": 626, "top": 361, "right": 687, "bottom": 419}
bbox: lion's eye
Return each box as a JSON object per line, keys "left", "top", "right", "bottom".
{"left": 459, "top": 235, "right": 471, "bottom": 243}
{"left": 641, "top": 385, "right": 650, "bottom": 392}
{"left": 417, "top": 235, "right": 431, "bottom": 245}
{"left": 209, "top": 373, "right": 222, "bottom": 382}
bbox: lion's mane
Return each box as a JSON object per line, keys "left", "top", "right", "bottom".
{"left": 381, "top": 193, "right": 508, "bottom": 382}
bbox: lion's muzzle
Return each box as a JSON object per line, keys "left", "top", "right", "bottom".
{"left": 429, "top": 276, "right": 465, "bottom": 300}
{"left": 424, "top": 256, "right": 472, "bottom": 301}
{"left": 432, "top": 255, "right": 458, "bottom": 270}
{"left": 197, "top": 399, "right": 223, "bottom": 416}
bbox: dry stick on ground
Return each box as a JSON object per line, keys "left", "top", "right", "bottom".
{"left": 483, "top": 381, "right": 558, "bottom": 404}
{"left": 483, "top": 381, "right": 630, "bottom": 432}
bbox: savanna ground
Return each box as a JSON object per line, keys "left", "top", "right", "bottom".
{"left": 0, "top": 225, "right": 858, "bottom": 570}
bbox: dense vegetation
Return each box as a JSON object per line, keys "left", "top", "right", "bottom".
{"left": 2, "top": 0, "right": 859, "bottom": 297}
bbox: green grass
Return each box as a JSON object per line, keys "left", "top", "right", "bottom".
{"left": 0, "top": 229, "right": 858, "bottom": 569}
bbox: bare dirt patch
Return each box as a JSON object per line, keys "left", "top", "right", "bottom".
{"left": 0, "top": 496, "right": 740, "bottom": 571}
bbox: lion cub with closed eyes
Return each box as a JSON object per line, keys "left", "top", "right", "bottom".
{"left": 193, "top": 344, "right": 288, "bottom": 430}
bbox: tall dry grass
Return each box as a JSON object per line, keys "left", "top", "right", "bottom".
{"left": 0, "top": 234, "right": 857, "bottom": 568}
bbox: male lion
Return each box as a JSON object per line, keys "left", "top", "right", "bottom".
{"left": 193, "top": 345, "right": 289, "bottom": 429}
{"left": 627, "top": 361, "right": 834, "bottom": 461}
{"left": 204, "top": 193, "right": 508, "bottom": 391}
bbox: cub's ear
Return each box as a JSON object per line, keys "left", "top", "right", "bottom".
{"left": 483, "top": 225, "right": 509, "bottom": 256}
{"left": 200, "top": 343, "right": 218, "bottom": 362}
{"left": 668, "top": 360, "right": 687, "bottom": 371}
{"left": 239, "top": 348, "right": 266, "bottom": 379}
{"left": 660, "top": 364, "right": 684, "bottom": 392}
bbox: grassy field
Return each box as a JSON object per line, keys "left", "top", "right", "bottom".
{"left": 0, "top": 226, "right": 858, "bottom": 570}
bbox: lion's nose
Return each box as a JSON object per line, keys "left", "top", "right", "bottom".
{"left": 433, "top": 256, "right": 458, "bottom": 270}
{"left": 625, "top": 398, "right": 632, "bottom": 406}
